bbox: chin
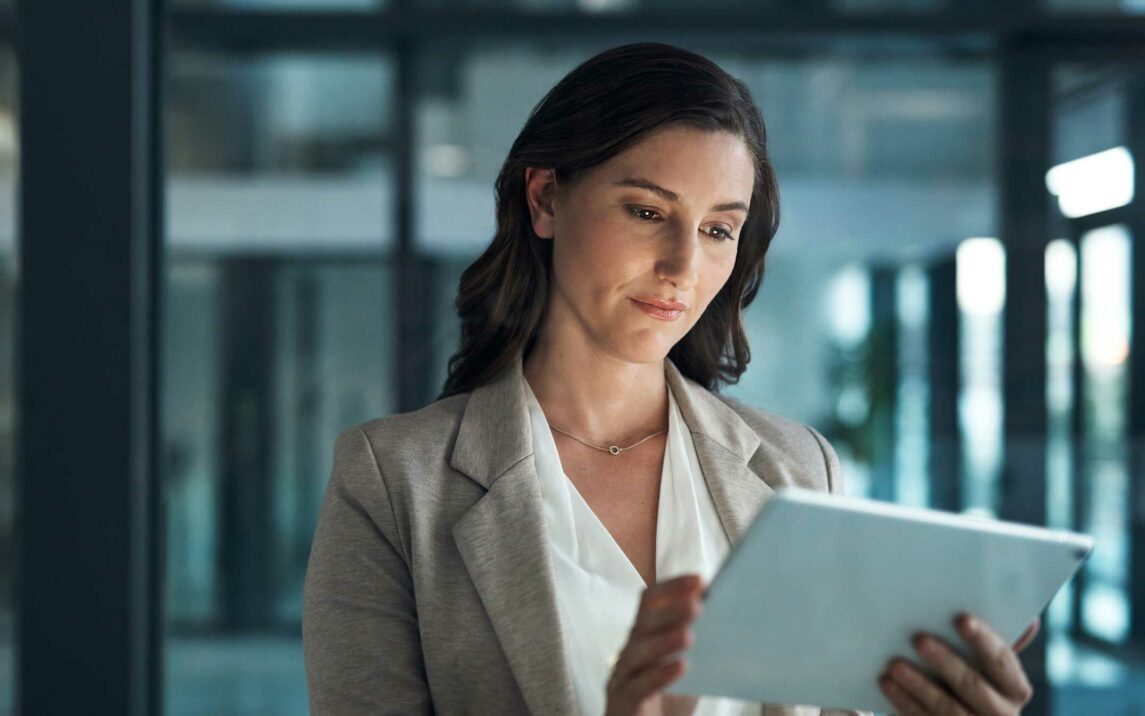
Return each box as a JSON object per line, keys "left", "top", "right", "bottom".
{"left": 608, "top": 334, "right": 677, "bottom": 366}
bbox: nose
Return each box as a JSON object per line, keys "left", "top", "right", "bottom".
{"left": 655, "top": 223, "right": 701, "bottom": 292}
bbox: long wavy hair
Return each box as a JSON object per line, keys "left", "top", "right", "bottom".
{"left": 438, "top": 42, "right": 780, "bottom": 400}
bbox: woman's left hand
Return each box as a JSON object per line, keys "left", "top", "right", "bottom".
{"left": 878, "top": 614, "right": 1041, "bottom": 716}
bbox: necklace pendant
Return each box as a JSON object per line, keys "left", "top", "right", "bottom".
{"left": 608, "top": 445, "right": 621, "bottom": 455}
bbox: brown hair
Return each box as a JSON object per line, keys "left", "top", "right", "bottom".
{"left": 438, "top": 42, "right": 780, "bottom": 400}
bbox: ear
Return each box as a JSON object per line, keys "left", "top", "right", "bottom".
{"left": 523, "top": 167, "right": 558, "bottom": 240}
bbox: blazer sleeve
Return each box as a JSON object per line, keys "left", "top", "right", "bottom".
{"left": 806, "top": 425, "right": 846, "bottom": 497}
{"left": 302, "top": 426, "right": 433, "bottom": 715}
{"left": 806, "top": 426, "right": 876, "bottom": 716}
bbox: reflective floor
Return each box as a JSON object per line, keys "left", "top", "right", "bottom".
{"left": 0, "top": 632, "right": 1142, "bottom": 715}
{"left": 166, "top": 635, "right": 308, "bottom": 716}
{"left": 158, "top": 634, "right": 1145, "bottom": 716}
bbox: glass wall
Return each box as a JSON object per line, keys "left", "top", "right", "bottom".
{"left": 126, "top": 5, "right": 1145, "bottom": 716}
{"left": 8, "top": 0, "right": 1145, "bottom": 712}
{"left": 1045, "top": 238, "right": 1078, "bottom": 636}
{"left": 725, "top": 56, "right": 995, "bottom": 505}
{"left": 163, "top": 51, "right": 396, "bottom": 716}
{"left": 895, "top": 264, "right": 931, "bottom": 508}
{"left": 956, "top": 237, "right": 1006, "bottom": 518}
{"left": 1078, "top": 223, "right": 1132, "bottom": 643}
{"left": 1044, "top": 61, "right": 1143, "bottom": 713}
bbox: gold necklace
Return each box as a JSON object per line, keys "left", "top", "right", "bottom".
{"left": 548, "top": 423, "right": 667, "bottom": 456}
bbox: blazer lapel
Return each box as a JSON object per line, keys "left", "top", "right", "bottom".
{"left": 449, "top": 352, "right": 579, "bottom": 716}
{"left": 666, "top": 360, "right": 804, "bottom": 716}
{"left": 447, "top": 353, "right": 776, "bottom": 716}
{"left": 664, "top": 357, "right": 774, "bottom": 545}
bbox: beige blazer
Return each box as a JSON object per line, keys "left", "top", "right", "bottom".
{"left": 303, "top": 351, "right": 869, "bottom": 716}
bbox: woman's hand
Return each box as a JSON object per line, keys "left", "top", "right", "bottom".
{"left": 878, "top": 614, "right": 1042, "bottom": 716}
{"left": 604, "top": 574, "right": 705, "bottom": 716}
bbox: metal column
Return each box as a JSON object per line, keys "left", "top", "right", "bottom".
{"left": 218, "top": 259, "right": 277, "bottom": 631}
{"left": 997, "top": 40, "right": 1052, "bottom": 716}
{"left": 1126, "top": 75, "right": 1145, "bottom": 644}
{"left": 927, "top": 256, "right": 962, "bottom": 513}
{"left": 869, "top": 265, "right": 899, "bottom": 503}
{"left": 15, "top": 0, "right": 165, "bottom": 713}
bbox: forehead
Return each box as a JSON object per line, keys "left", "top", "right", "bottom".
{"left": 596, "top": 125, "right": 755, "bottom": 201}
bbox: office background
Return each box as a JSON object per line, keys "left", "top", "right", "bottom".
{"left": 4, "top": 1, "right": 1145, "bottom": 714}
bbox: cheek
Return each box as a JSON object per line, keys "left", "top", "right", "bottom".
{"left": 574, "top": 212, "right": 643, "bottom": 267}
{"left": 552, "top": 215, "right": 633, "bottom": 293}
{"left": 696, "top": 251, "right": 737, "bottom": 304}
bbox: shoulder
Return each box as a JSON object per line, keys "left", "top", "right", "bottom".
{"left": 334, "top": 391, "right": 471, "bottom": 468}
{"left": 714, "top": 391, "right": 829, "bottom": 454}
{"left": 325, "top": 392, "right": 480, "bottom": 542}
{"left": 713, "top": 391, "right": 845, "bottom": 496}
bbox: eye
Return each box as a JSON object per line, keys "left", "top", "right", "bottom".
{"left": 627, "top": 205, "right": 736, "bottom": 242}
{"left": 627, "top": 206, "right": 661, "bottom": 222}
{"left": 706, "top": 226, "right": 735, "bottom": 242}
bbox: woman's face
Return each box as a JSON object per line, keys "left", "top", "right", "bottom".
{"left": 525, "top": 124, "right": 756, "bottom": 365}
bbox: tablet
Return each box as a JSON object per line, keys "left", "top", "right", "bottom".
{"left": 665, "top": 486, "right": 1094, "bottom": 713}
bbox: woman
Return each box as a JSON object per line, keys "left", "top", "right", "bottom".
{"left": 302, "top": 42, "right": 1041, "bottom": 716}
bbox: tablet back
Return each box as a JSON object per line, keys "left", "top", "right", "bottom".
{"left": 667, "top": 487, "right": 1094, "bottom": 713}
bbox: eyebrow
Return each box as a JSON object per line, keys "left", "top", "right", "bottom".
{"left": 612, "top": 177, "right": 749, "bottom": 213}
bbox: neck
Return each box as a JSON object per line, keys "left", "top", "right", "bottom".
{"left": 522, "top": 327, "right": 670, "bottom": 447}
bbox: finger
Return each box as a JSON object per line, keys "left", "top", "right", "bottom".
{"left": 610, "top": 579, "right": 704, "bottom": 697}
{"left": 612, "top": 657, "right": 686, "bottom": 709}
{"left": 878, "top": 670, "right": 929, "bottom": 716}
{"left": 955, "top": 614, "right": 1035, "bottom": 704}
{"left": 613, "top": 650, "right": 682, "bottom": 705}
{"left": 1011, "top": 617, "right": 1041, "bottom": 654}
{"left": 630, "top": 589, "right": 703, "bottom": 638}
{"left": 913, "top": 632, "right": 1016, "bottom": 715}
{"left": 662, "top": 692, "right": 700, "bottom": 716}
{"left": 611, "top": 623, "right": 693, "bottom": 687}
{"left": 885, "top": 658, "right": 972, "bottom": 716}
{"left": 640, "top": 574, "right": 704, "bottom": 613}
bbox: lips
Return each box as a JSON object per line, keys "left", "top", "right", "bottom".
{"left": 629, "top": 296, "right": 687, "bottom": 321}
{"left": 629, "top": 295, "right": 688, "bottom": 311}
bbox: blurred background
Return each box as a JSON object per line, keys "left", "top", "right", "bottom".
{"left": 5, "top": 1, "right": 1145, "bottom": 715}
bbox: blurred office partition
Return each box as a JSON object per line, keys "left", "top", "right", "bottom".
{"left": 9, "top": 3, "right": 1145, "bottom": 716}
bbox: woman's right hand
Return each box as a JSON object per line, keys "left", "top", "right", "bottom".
{"left": 604, "top": 574, "right": 706, "bottom": 716}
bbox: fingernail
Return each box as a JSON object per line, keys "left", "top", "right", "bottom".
{"left": 960, "top": 614, "right": 977, "bottom": 633}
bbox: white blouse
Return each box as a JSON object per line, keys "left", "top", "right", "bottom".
{"left": 523, "top": 373, "right": 758, "bottom": 716}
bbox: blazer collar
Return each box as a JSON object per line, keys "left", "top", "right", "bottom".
{"left": 449, "top": 351, "right": 772, "bottom": 715}
{"left": 449, "top": 351, "right": 763, "bottom": 488}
